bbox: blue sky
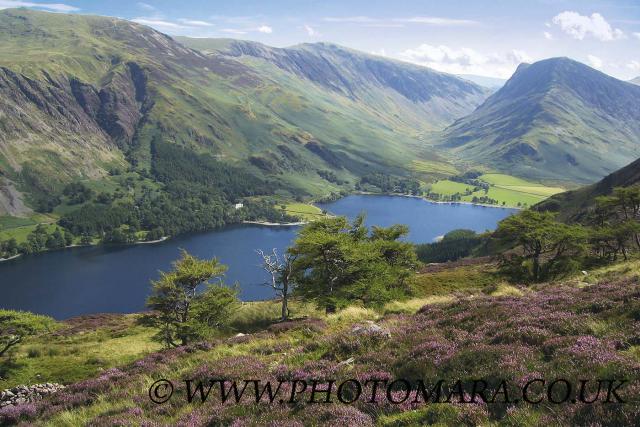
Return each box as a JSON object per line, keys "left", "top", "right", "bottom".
{"left": 1, "top": 0, "right": 639, "bottom": 79}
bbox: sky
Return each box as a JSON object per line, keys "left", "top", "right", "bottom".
{"left": 1, "top": 0, "right": 639, "bottom": 80}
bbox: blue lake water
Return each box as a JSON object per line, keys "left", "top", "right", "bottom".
{"left": 0, "top": 195, "right": 515, "bottom": 319}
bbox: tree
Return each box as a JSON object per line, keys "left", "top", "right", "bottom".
{"left": 496, "top": 210, "right": 587, "bottom": 281}
{"left": 185, "top": 285, "right": 239, "bottom": 342}
{"left": 146, "top": 250, "right": 236, "bottom": 347}
{"left": 64, "top": 230, "right": 74, "bottom": 246}
{"left": 289, "top": 215, "right": 416, "bottom": 313}
{"left": 591, "top": 187, "right": 640, "bottom": 255}
{"left": 46, "top": 228, "right": 66, "bottom": 249}
{"left": 591, "top": 220, "right": 640, "bottom": 261}
{"left": 289, "top": 216, "right": 359, "bottom": 314}
{"left": 63, "top": 182, "right": 94, "bottom": 205}
{"left": 20, "top": 225, "right": 49, "bottom": 254}
{"left": 146, "top": 227, "right": 164, "bottom": 241}
{"left": 257, "top": 248, "right": 297, "bottom": 321}
{"left": 0, "top": 310, "right": 56, "bottom": 358}
{"left": 415, "top": 229, "right": 483, "bottom": 263}
{"left": 0, "top": 238, "right": 18, "bottom": 258}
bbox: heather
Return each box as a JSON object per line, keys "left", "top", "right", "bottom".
{"left": 2, "top": 260, "right": 640, "bottom": 426}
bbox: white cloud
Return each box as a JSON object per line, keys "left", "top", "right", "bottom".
{"left": 587, "top": 54, "right": 603, "bottom": 69}
{"left": 136, "top": 2, "right": 155, "bottom": 12}
{"left": 552, "top": 11, "right": 624, "bottom": 41}
{"left": 323, "top": 15, "right": 477, "bottom": 26}
{"left": 393, "top": 16, "right": 478, "bottom": 26}
{"left": 362, "top": 23, "right": 405, "bottom": 28}
{"left": 398, "top": 44, "right": 531, "bottom": 78}
{"left": 634, "top": 32, "right": 640, "bottom": 40}
{"left": 544, "top": 31, "right": 553, "bottom": 40}
{"left": 304, "top": 24, "right": 319, "bottom": 37}
{"left": 217, "top": 25, "right": 273, "bottom": 35}
{"left": 323, "top": 16, "right": 377, "bottom": 23}
{"left": 370, "top": 48, "right": 387, "bottom": 57}
{"left": 210, "top": 15, "right": 261, "bottom": 24}
{"left": 627, "top": 61, "right": 640, "bottom": 72}
{"left": 220, "top": 28, "right": 248, "bottom": 35}
{"left": 177, "top": 19, "right": 213, "bottom": 27}
{"left": 0, "top": 0, "right": 78, "bottom": 11}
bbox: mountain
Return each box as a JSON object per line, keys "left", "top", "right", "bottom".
{"left": 0, "top": 9, "right": 488, "bottom": 215}
{"left": 536, "top": 156, "right": 640, "bottom": 221}
{"left": 177, "top": 38, "right": 489, "bottom": 129}
{"left": 631, "top": 76, "right": 640, "bottom": 85}
{"left": 440, "top": 58, "right": 640, "bottom": 184}
{"left": 456, "top": 74, "right": 506, "bottom": 89}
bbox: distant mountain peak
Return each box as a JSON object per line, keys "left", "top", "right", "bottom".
{"left": 441, "top": 56, "right": 640, "bottom": 184}
{"left": 631, "top": 76, "right": 640, "bottom": 85}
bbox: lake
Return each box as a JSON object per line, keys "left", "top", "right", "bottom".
{"left": 0, "top": 195, "right": 515, "bottom": 319}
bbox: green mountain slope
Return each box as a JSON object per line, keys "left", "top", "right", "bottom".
{"left": 440, "top": 58, "right": 640, "bottom": 184}
{"left": 536, "top": 156, "right": 640, "bottom": 221}
{"left": 178, "top": 37, "right": 488, "bottom": 130}
{"left": 0, "top": 9, "right": 488, "bottom": 215}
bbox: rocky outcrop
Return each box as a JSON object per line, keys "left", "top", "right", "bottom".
{"left": 350, "top": 321, "right": 391, "bottom": 338}
{"left": 0, "top": 177, "right": 31, "bottom": 216}
{"left": 0, "top": 67, "right": 109, "bottom": 142}
{"left": 70, "top": 62, "right": 149, "bottom": 147}
{"left": 0, "top": 60, "right": 150, "bottom": 192}
{"left": 0, "top": 383, "right": 65, "bottom": 408}
{"left": 0, "top": 66, "right": 124, "bottom": 184}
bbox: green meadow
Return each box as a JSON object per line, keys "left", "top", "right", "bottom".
{"left": 428, "top": 173, "right": 564, "bottom": 207}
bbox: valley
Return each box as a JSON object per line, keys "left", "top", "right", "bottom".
{"left": 2, "top": 3, "right": 640, "bottom": 426}
{"left": 2, "top": 9, "right": 640, "bottom": 261}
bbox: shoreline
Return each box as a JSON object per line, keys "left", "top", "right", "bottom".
{"left": 1, "top": 193, "right": 517, "bottom": 261}
{"left": 353, "top": 191, "right": 522, "bottom": 210}
{"left": 0, "top": 254, "right": 21, "bottom": 262}
{"left": 242, "top": 220, "right": 308, "bottom": 226}
{"left": 135, "top": 236, "right": 169, "bottom": 244}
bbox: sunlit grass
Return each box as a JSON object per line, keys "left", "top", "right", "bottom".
{"left": 383, "top": 295, "right": 455, "bottom": 314}
{"left": 427, "top": 173, "right": 564, "bottom": 207}
{"left": 282, "top": 202, "right": 326, "bottom": 221}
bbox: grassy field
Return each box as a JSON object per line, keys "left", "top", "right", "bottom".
{"left": 0, "top": 222, "right": 58, "bottom": 244}
{"left": 0, "top": 216, "right": 35, "bottom": 229}
{"left": 480, "top": 173, "right": 564, "bottom": 195}
{"left": 428, "top": 173, "right": 564, "bottom": 207}
{"left": 0, "top": 315, "right": 161, "bottom": 388}
{"left": 281, "top": 202, "right": 326, "bottom": 221}
{"left": 409, "top": 159, "right": 458, "bottom": 176}
{"left": 429, "top": 179, "right": 471, "bottom": 195}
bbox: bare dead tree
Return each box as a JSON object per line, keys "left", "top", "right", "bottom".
{"left": 257, "top": 248, "right": 297, "bottom": 321}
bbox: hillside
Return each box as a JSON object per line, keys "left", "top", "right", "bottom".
{"left": 630, "top": 76, "right": 640, "bottom": 85}
{"left": 2, "top": 258, "right": 639, "bottom": 425}
{"left": 0, "top": 9, "right": 488, "bottom": 216}
{"left": 178, "top": 37, "right": 488, "bottom": 130}
{"left": 536, "top": 156, "right": 640, "bottom": 221}
{"left": 440, "top": 58, "right": 640, "bottom": 184}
